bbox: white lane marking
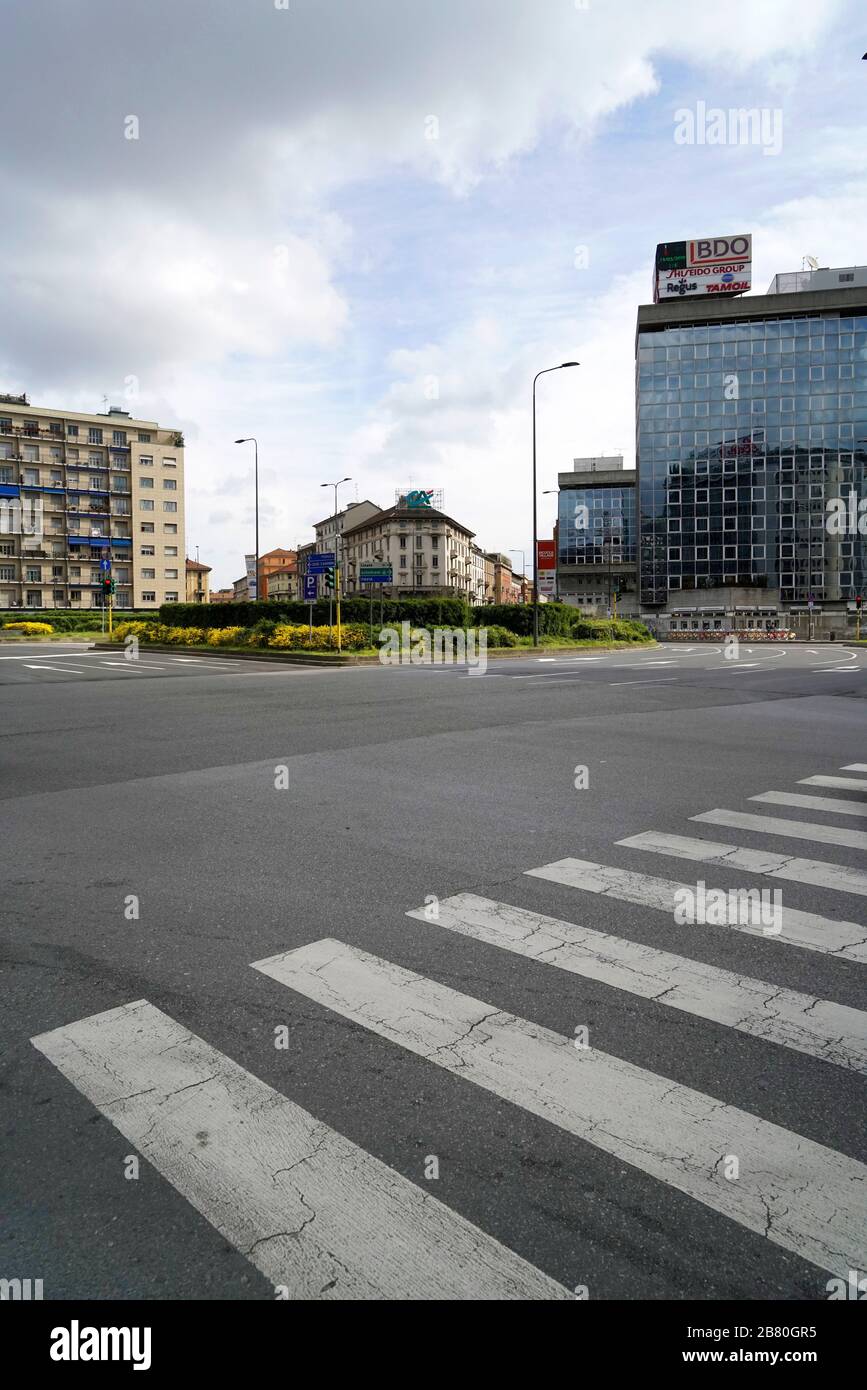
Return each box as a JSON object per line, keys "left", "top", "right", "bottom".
{"left": 99, "top": 661, "right": 170, "bottom": 670}
{"left": 751, "top": 791, "right": 867, "bottom": 820}
{"left": 255, "top": 940, "right": 867, "bottom": 1281}
{"left": 537, "top": 658, "right": 557, "bottom": 663}
{"left": 692, "top": 809, "right": 867, "bottom": 853}
{"left": 525, "top": 857, "right": 867, "bottom": 963}
{"left": 32, "top": 1000, "right": 567, "bottom": 1301}
{"left": 842, "top": 764, "right": 867, "bottom": 773}
{"left": 23, "top": 664, "right": 85, "bottom": 674}
{"left": 816, "top": 667, "right": 862, "bottom": 674}
{"left": 618, "top": 830, "right": 867, "bottom": 899}
{"left": 168, "top": 657, "right": 207, "bottom": 664}
{"left": 406, "top": 893, "right": 867, "bottom": 1072}
{"left": 802, "top": 775, "right": 867, "bottom": 792}
{"left": 608, "top": 678, "right": 677, "bottom": 686}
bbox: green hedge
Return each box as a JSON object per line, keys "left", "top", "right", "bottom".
{"left": 0, "top": 609, "right": 152, "bottom": 632}
{"left": 160, "top": 597, "right": 473, "bottom": 630}
{"left": 159, "top": 598, "right": 652, "bottom": 643}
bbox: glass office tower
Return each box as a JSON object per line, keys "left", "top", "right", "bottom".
{"left": 635, "top": 272, "right": 867, "bottom": 614}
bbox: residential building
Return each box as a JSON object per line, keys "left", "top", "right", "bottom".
{"left": 266, "top": 567, "right": 298, "bottom": 601}
{"left": 342, "top": 498, "right": 476, "bottom": 597}
{"left": 209, "top": 587, "right": 234, "bottom": 603}
{"left": 312, "top": 500, "right": 381, "bottom": 595}
{"left": 185, "top": 558, "right": 211, "bottom": 603}
{"left": 0, "top": 394, "right": 185, "bottom": 610}
{"left": 557, "top": 456, "right": 638, "bottom": 614}
{"left": 232, "top": 575, "right": 248, "bottom": 601}
{"left": 636, "top": 264, "right": 867, "bottom": 635}
{"left": 257, "top": 547, "right": 297, "bottom": 599}
{"left": 484, "top": 553, "right": 516, "bottom": 604}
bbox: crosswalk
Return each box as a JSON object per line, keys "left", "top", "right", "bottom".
{"left": 31, "top": 761, "right": 867, "bottom": 1298}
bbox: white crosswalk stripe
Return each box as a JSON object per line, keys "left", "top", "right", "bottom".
{"left": 751, "top": 790, "right": 867, "bottom": 818}
{"left": 801, "top": 774, "right": 867, "bottom": 791}
{"left": 254, "top": 938, "right": 867, "bottom": 1280}
{"left": 524, "top": 857, "right": 867, "bottom": 962}
{"left": 32, "top": 1000, "right": 568, "bottom": 1301}
{"left": 842, "top": 764, "right": 867, "bottom": 773}
{"left": 405, "top": 892, "right": 867, "bottom": 1071}
{"left": 691, "top": 809, "right": 867, "bottom": 852}
{"left": 27, "top": 753, "right": 867, "bottom": 1298}
{"left": 618, "top": 829, "right": 867, "bottom": 897}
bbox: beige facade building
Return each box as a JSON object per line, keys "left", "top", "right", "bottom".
{"left": 342, "top": 500, "right": 478, "bottom": 598}
{"left": 0, "top": 393, "right": 185, "bottom": 611}
{"left": 185, "top": 558, "right": 211, "bottom": 603}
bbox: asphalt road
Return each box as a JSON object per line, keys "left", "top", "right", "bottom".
{"left": 2, "top": 640, "right": 865, "bottom": 1300}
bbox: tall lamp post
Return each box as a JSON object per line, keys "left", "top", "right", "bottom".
{"left": 508, "top": 549, "right": 526, "bottom": 603}
{"left": 321, "top": 477, "right": 351, "bottom": 652}
{"left": 533, "top": 363, "right": 579, "bottom": 646}
{"left": 234, "top": 437, "right": 259, "bottom": 600}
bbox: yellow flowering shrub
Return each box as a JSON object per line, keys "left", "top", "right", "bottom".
{"left": 206, "top": 626, "right": 246, "bottom": 646}
{"left": 3, "top": 620, "right": 54, "bottom": 634}
{"left": 268, "top": 623, "right": 368, "bottom": 650}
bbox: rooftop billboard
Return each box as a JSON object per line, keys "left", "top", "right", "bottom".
{"left": 653, "top": 235, "right": 751, "bottom": 302}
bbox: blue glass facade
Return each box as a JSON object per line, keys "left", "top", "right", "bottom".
{"left": 636, "top": 308, "right": 867, "bottom": 607}
{"left": 557, "top": 485, "right": 636, "bottom": 567}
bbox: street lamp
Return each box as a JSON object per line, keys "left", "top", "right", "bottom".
{"left": 321, "top": 477, "right": 351, "bottom": 651}
{"left": 533, "top": 363, "right": 579, "bottom": 646}
{"left": 234, "top": 438, "right": 259, "bottom": 600}
{"left": 508, "top": 549, "right": 526, "bottom": 603}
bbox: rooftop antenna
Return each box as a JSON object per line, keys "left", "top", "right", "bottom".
{"left": 101, "top": 394, "right": 109, "bottom": 412}
{"left": 802, "top": 255, "right": 819, "bottom": 271}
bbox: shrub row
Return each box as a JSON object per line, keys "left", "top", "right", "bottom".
{"left": 115, "top": 614, "right": 651, "bottom": 652}
{"left": 0, "top": 610, "right": 152, "bottom": 632}
{"left": 160, "top": 599, "right": 652, "bottom": 641}
{"left": 113, "top": 621, "right": 371, "bottom": 651}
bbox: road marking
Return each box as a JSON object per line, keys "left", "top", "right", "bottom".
{"left": 692, "top": 809, "right": 867, "bottom": 852}
{"left": 609, "top": 678, "right": 677, "bottom": 686}
{"left": 99, "top": 660, "right": 169, "bottom": 670}
{"left": 524, "top": 857, "right": 867, "bottom": 963}
{"left": 23, "top": 664, "right": 85, "bottom": 674}
{"left": 168, "top": 657, "right": 207, "bottom": 664}
{"left": 816, "top": 667, "right": 861, "bottom": 673}
{"left": 406, "top": 892, "right": 867, "bottom": 1072}
{"left": 843, "top": 764, "right": 867, "bottom": 773}
{"left": 801, "top": 774, "right": 867, "bottom": 792}
{"left": 618, "top": 830, "right": 867, "bottom": 899}
{"left": 751, "top": 791, "right": 867, "bottom": 819}
{"left": 255, "top": 939, "right": 867, "bottom": 1280}
{"left": 32, "top": 1000, "right": 567, "bottom": 1301}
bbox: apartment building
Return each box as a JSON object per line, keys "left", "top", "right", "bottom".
{"left": 341, "top": 498, "right": 478, "bottom": 597}
{"left": 0, "top": 393, "right": 185, "bottom": 610}
{"left": 257, "top": 547, "right": 296, "bottom": 599}
{"left": 185, "top": 558, "right": 211, "bottom": 603}
{"left": 266, "top": 566, "right": 298, "bottom": 600}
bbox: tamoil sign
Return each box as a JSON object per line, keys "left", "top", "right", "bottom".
{"left": 653, "top": 235, "right": 751, "bottom": 302}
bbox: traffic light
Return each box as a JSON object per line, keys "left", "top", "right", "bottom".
{"left": 324, "top": 566, "right": 335, "bottom": 592}
{"left": 857, "top": 596, "right": 863, "bottom": 612}
{"left": 101, "top": 574, "right": 112, "bottom": 595}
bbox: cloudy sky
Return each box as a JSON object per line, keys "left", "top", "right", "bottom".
{"left": 2, "top": 0, "right": 865, "bottom": 586}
